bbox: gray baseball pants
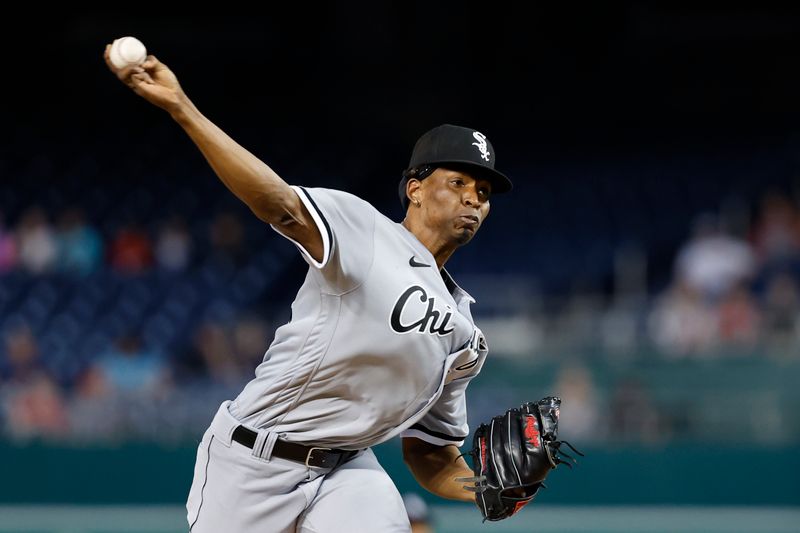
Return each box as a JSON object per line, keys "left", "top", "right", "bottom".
{"left": 186, "top": 401, "right": 411, "bottom": 532}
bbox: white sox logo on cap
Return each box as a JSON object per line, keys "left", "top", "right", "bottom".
{"left": 471, "top": 131, "right": 491, "bottom": 162}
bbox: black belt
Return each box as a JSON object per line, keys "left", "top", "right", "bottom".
{"left": 232, "top": 425, "right": 358, "bottom": 469}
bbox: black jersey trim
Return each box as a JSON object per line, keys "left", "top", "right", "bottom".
{"left": 298, "top": 186, "right": 333, "bottom": 265}
{"left": 409, "top": 423, "right": 467, "bottom": 442}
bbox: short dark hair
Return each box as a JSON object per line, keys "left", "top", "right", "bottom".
{"left": 398, "top": 165, "right": 435, "bottom": 210}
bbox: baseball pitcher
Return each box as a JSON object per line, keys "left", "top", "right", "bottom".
{"left": 105, "top": 44, "right": 579, "bottom": 532}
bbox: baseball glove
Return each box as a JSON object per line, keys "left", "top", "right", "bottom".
{"left": 458, "top": 396, "right": 583, "bottom": 522}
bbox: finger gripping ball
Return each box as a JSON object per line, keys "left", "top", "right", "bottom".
{"left": 109, "top": 36, "right": 147, "bottom": 69}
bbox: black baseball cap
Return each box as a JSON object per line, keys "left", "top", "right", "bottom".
{"left": 398, "top": 124, "right": 513, "bottom": 209}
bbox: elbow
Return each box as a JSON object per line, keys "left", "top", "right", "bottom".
{"left": 250, "top": 204, "right": 294, "bottom": 227}
{"left": 249, "top": 190, "right": 300, "bottom": 227}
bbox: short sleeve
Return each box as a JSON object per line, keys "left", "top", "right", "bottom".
{"left": 271, "top": 186, "right": 377, "bottom": 294}
{"left": 402, "top": 378, "right": 471, "bottom": 447}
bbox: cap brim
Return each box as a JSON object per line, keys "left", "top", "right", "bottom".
{"left": 430, "top": 160, "right": 513, "bottom": 194}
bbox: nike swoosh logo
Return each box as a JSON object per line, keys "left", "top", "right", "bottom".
{"left": 409, "top": 256, "right": 431, "bottom": 268}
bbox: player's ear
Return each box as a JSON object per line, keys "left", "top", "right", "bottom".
{"left": 406, "top": 179, "right": 422, "bottom": 207}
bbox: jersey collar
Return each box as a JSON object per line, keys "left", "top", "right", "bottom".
{"left": 440, "top": 268, "right": 476, "bottom": 305}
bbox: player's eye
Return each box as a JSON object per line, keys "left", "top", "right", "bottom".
{"left": 451, "top": 179, "right": 464, "bottom": 187}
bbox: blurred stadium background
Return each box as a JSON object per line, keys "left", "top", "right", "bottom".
{"left": 2, "top": 5, "right": 800, "bottom": 532}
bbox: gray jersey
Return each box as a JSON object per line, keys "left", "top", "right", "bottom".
{"left": 229, "top": 186, "right": 488, "bottom": 450}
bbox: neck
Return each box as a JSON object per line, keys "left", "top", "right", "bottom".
{"left": 401, "top": 218, "right": 457, "bottom": 269}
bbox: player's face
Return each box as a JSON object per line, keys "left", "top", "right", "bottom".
{"left": 418, "top": 168, "right": 491, "bottom": 245}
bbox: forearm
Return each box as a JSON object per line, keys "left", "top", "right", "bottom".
{"left": 170, "top": 99, "right": 296, "bottom": 225}
{"left": 403, "top": 440, "right": 474, "bottom": 502}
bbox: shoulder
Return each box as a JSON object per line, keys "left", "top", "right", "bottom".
{"left": 296, "top": 187, "right": 374, "bottom": 210}
{"left": 295, "top": 187, "right": 386, "bottom": 232}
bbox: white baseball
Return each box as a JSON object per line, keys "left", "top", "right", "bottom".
{"left": 109, "top": 36, "right": 147, "bottom": 69}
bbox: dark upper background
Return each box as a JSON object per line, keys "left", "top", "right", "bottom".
{"left": 8, "top": 5, "right": 800, "bottom": 161}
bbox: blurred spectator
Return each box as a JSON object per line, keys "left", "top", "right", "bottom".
{"left": 108, "top": 223, "right": 154, "bottom": 274}
{"left": 0, "top": 322, "right": 69, "bottom": 439}
{"left": 608, "top": 377, "right": 665, "bottom": 444}
{"left": 232, "top": 315, "right": 270, "bottom": 367}
{"left": 0, "top": 322, "right": 46, "bottom": 384}
{"left": 3, "top": 374, "right": 70, "bottom": 439}
{"left": 68, "top": 366, "right": 125, "bottom": 441}
{"left": 675, "top": 213, "right": 755, "bottom": 301}
{"left": 600, "top": 297, "right": 642, "bottom": 356}
{"left": 209, "top": 211, "right": 247, "bottom": 266}
{"left": 551, "top": 364, "right": 604, "bottom": 442}
{"left": 75, "top": 366, "right": 114, "bottom": 398}
{"left": 55, "top": 207, "right": 103, "bottom": 276}
{"left": 176, "top": 321, "right": 249, "bottom": 386}
{"left": 402, "top": 492, "right": 434, "bottom": 533}
{"left": 0, "top": 211, "right": 18, "bottom": 273}
{"left": 93, "top": 333, "right": 171, "bottom": 394}
{"left": 16, "top": 206, "right": 57, "bottom": 274}
{"left": 716, "top": 283, "right": 761, "bottom": 348}
{"left": 648, "top": 280, "right": 718, "bottom": 356}
{"left": 155, "top": 215, "right": 192, "bottom": 272}
{"left": 750, "top": 192, "right": 800, "bottom": 266}
{"left": 762, "top": 273, "right": 800, "bottom": 352}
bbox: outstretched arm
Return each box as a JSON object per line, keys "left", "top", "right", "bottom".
{"left": 402, "top": 437, "right": 474, "bottom": 502}
{"left": 103, "top": 45, "right": 323, "bottom": 262}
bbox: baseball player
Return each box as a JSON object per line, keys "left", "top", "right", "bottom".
{"left": 105, "top": 47, "right": 512, "bottom": 532}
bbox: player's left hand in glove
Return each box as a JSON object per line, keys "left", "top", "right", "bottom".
{"left": 457, "top": 396, "right": 583, "bottom": 522}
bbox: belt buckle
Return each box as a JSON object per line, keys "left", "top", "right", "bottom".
{"left": 305, "top": 447, "right": 332, "bottom": 468}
